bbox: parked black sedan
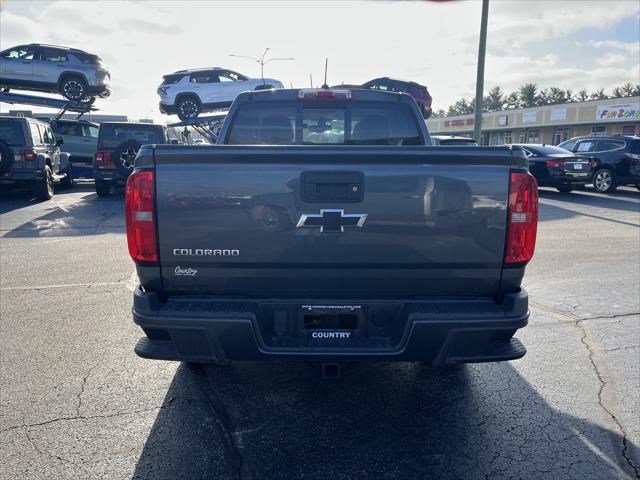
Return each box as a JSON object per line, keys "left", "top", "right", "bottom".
{"left": 510, "top": 144, "right": 592, "bottom": 193}
{"left": 558, "top": 135, "right": 640, "bottom": 193}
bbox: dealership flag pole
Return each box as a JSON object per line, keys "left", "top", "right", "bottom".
{"left": 473, "top": 0, "right": 489, "bottom": 144}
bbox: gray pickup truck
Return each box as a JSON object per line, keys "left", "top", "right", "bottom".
{"left": 126, "top": 88, "right": 538, "bottom": 377}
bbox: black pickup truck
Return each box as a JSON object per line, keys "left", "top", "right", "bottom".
{"left": 126, "top": 88, "right": 538, "bottom": 376}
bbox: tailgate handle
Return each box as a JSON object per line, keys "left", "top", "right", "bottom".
{"left": 301, "top": 171, "right": 364, "bottom": 203}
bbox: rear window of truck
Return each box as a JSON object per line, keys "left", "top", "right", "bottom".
{"left": 0, "top": 119, "right": 26, "bottom": 145}
{"left": 227, "top": 102, "right": 422, "bottom": 145}
{"left": 98, "top": 125, "right": 165, "bottom": 149}
{"left": 438, "top": 139, "right": 478, "bottom": 146}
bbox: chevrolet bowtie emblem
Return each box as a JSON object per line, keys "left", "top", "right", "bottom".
{"left": 296, "top": 209, "right": 368, "bottom": 233}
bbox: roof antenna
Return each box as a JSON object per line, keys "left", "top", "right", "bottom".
{"left": 310, "top": 73, "right": 313, "bottom": 88}
{"left": 321, "top": 58, "right": 329, "bottom": 89}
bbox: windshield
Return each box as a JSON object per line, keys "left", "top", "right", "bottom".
{"left": 98, "top": 125, "right": 165, "bottom": 149}
{"left": 0, "top": 119, "right": 26, "bottom": 146}
{"left": 226, "top": 101, "right": 422, "bottom": 145}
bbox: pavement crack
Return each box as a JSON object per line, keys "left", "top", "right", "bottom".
{"left": 189, "top": 364, "right": 246, "bottom": 480}
{"left": 530, "top": 302, "right": 639, "bottom": 324}
{"left": 575, "top": 318, "right": 640, "bottom": 479}
{"left": 0, "top": 406, "right": 166, "bottom": 433}
{"left": 94, "top": 210, "right": 118, "bottom": 228}
{"left": 23, "top": 426, "right": 92, "bottom": 476}
{"left": 76, "top": 363, "right": 99, "bottom": 417}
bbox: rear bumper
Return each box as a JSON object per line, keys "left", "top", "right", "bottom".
{"left": 87, "top": 85, "right": 110, "bottom": 98}
{"left": 539, "top": 172, "right": 592, "bottom": 187}
{"left": 93, "top": 169, "right": 127, "bottom": 184}
{"left": 159, "top": 102, "right": 176, "bottom": 115}
{"left": 133, "top": 288, "right": 529, "bottom": 365}
{"left": 0, "top": 169, "right": 42, "bottom": 183}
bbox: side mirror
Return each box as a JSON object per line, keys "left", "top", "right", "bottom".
{"left": 55, "top": 136, "right": 64, "bottom": 146}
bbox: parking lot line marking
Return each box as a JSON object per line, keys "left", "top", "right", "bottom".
{"left": 0, "top": 280, "right": 129, "bottom": 291}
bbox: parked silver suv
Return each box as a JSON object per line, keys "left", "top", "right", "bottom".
{"left": 0, "top": 44, "right": 110, "bottom": 102}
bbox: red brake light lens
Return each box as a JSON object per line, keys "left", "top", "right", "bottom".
{"left": 23, "top": 149, "right": 37, "bottom": 162}
{"left": 125, "top": 170, "right": 158, "bottom": 263}
{"left": 298, "top": 89, "right": 352, "bottom": 100}
{"left": 505, "top": 172, "right": 538, "bottom": 265}
{"left": 95, "top": 151, "right": 115, "bottom": 170}
{"left": 546, "top": 160, "right": 566, "bottom": 168}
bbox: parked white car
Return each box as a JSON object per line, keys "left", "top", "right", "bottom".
{"left": 157, "top": 68, "right": 284, "bottom": 120}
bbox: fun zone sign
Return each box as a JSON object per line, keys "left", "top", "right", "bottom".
{"left": 596, "top": 103, "right": 640, "bottom": 121}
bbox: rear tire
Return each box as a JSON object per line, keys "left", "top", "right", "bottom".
{"left": 593, "top": 168, "right": 617, "bottom": 193}
{"left": 60, "top": 168, "right": 74, "bottom": 189}
{"left": 34, "top": 165, "right": 54, "bottom": 201}
{"left": 95, "top": 179, "right": 111, "bottom": 197}
{"left": 176, "top": 96, "right": 201, "bottom": 120}
{"left": 0, "top": 139, "right": 13, "bottom": 175}
{"left": 556, "top": 185, "right": 573, "bottom": 193}
{"left": 60, "top": 76, "right": 88, "bottom": 101}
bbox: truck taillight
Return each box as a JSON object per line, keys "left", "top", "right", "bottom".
{"left": 546, "top": 160, "right": 566, "bottom": 168}
{"left": 125, "top": 170, "right": 158, "bottom": 263}
{"left": 505, "top": 171, "right": 538, "bottom": 265}
{"left": 23, "top": 149, "right": 37, "bottom": 162}
{"left": 95, "top": 151, "right": 115, "bottom": 169}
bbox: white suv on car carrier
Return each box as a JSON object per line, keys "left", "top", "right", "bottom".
{"left": 157, "top": 67, "right": 283, "bottom": 120}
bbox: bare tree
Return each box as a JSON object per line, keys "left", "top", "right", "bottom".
{"left": 589, "top": 88, "right": 608, "bottom": 100}
{"left": 574, "top": 89, "right": 589, "bottom": 102}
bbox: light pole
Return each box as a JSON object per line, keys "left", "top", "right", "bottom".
{"left": 230, "top": 48, "right": 294, "bottom": 85}
{"left": 473, "top": 0, "right": 489, "bottom": 144}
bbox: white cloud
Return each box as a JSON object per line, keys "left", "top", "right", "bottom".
{"left": 590, "top": 40, "right": 640, "bottom": 55}
{"left": 488, "top": 0, "right": 634, "bottom": 48}
{"left": 596, "top": 53, "right": 630, "bottom": 67}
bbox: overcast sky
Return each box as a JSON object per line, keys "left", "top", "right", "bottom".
{"left": 1, "top": 0, "right": 638, "bottom": 122}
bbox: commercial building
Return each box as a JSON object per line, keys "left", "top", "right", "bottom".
{"left": 427, "top": 96, "right": 640, "bottom": 145}
{"left": 5, "top": 110, "right": 152, "bottom": 124}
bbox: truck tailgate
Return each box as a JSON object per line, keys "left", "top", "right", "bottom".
{"left": 153, "top": 146, "right": 515, "bottom": 298}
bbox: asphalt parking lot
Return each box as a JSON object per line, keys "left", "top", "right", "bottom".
{"left": 1, "top": 183, "right": 638, "bottom": 480}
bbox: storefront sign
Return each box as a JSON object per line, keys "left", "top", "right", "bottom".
{"left": 498, "top": 115, "right": 508, "bottom": 126}
{"left": 444, "top": 118, "right": 474, "bottom": 127}
{"left": 550, "top": 108, "right": 567, "bottom": 120}
{"left": 522, "top": 111, "right": 537, "bottom": 123}
{"left": 596, "top": 103, "right": 640, "bottom": 121}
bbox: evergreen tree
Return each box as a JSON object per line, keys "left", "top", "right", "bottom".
{"left": 537, "top": 88, "right": 550, "bottom": 106}
{"left": 484, "top": 86, "right": 505, "bottom": 112}
{"left": 518, "top": 83, "right": 539, "bottom": 107}
{"left": 504, "top": 91, "right": 520, "bottom": 109}
{"left": 546, "top": 87, "right": 571, "bottom": 105}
